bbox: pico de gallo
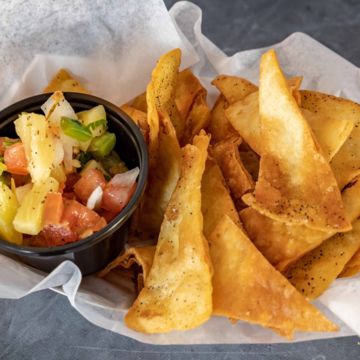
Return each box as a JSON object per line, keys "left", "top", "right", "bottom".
{"left": 0, "top": 91, "right": 139, "bottom": 247}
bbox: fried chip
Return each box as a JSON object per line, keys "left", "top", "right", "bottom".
{"left": 239, "top": 150, "right": 260, "bottom": 181}
{"left": 210, "top": 136, "right": 254, "bottom": 208}
{"left": 286, "top": 219, "right": 360, "bottom": 299}
{"left": 125, "top": 132, "right": 212, "bottom": 333}
{"left": 287, "top": 76, "right": 303, "bottom": 106}
{"left": 43, "top": 69, "right": 89, "bottom": 93}
{"left": 201, "top": 158, "right": 241, "bottom": 238}
{"left": 99, "top": 246, "right": 156, "bottom": 292}
{"left": 301, "top": 90, "right": 360, "bottom": 189}
{"left": 212, "top": 75, "right": 257, "bottom": 105}
{"left": 182, "top": 89, "right": 210, "bottom": 145}
{"left": 131, "top": 92, "right": 147, "bottom": 113}
{"left": 151, "top": 48, "right": 183, "bottom": 139}
{"left": 139, "top": 111, "right": 181, "bottom": 235}
{"left": 242, "top": 174, "right": 360, "bottom": 271}
{"left": 339, "top": 248, "right": 360, "bottom": 278}
{"left": 120, "top": 104, "right": 149, "bottom": 143}
{"left": 209, "top": 215, "right": 337, "bottom": 338}
{"left": 175, "top": 68, "right": 204, "bottom": 121}
{"left": 207, "top": 95, "right": 238, "bottom": 143}
{"left": 301, "top": 107, "right": 354, "bottom": 161}
{"left": 242, "top": 49, "right": 349, "bottom": 232}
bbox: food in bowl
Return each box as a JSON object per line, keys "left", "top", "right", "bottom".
{"left": 0, "top": 91, "right": 139, "bottom": 247}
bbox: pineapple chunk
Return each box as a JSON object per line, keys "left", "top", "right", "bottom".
{"left": 0, "top": 183, "right": 22, "bottom": 244}
{"left": 51, "top": 164, "right": 67, "bottom": 183}
{"left": 15, "top": 113, "right": 56, "bottom": 183}
{"left": 13, "top": 177, "right": 59, "bottom": 235}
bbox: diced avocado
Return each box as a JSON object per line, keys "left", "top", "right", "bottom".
{"left": 77, "top": 105, "right": 107, "bottom": 137}
{"left": 89, "top": 132, "right": 116, "bottom": 158}
{"left": 60, "top": 117, "right": 92, "bottom": 142}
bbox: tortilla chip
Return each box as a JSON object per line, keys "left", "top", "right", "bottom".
{"left": 211, "top": 136, "right": 254, "bottom": 208}
{"left": 212, "top": 75, "right": 257, "bottom": 105}
{"left": 209, "top": 215, "right": 337, "bottom": 338}
{"left": 182, "top": 89, "right": 210, "bottom": 145}
{"left": 139, "top": 111, "right": 181, "bottom": 235}
{"left": 151, "top": 48, "right": 183, "bottom": 139}
{"left": 146, "top": 83, "right": 160, "bottom": 169}
{"left": 301, "top": 107, "right": 353, "bottom": 161}
{"left": 175, "top": 68, "right": 204, "bottom": 121}
{"left": 242, "top": 174, "right": 360, "bottom": 272}
{"left": 339, "top": 248, "right": 360, "bottom": 278}
{"left": 131, "top": 92, "right": 147, "bottom": 113}
{"left": 201, "top": 158, "right": 241, "bottom": 238}
{"left": 99, "top": 246, "right": 156, "bottom": 292}
{"left": 125, "top": 132, "right": 212, "bottom": 333}
{"left": 207, "top": 95, "right": 238, "bottom": 143}
{"left": 287, "top": 76, "right": 303, "bottom": 106}
{"left": 43, "top": 69, "right": 89, "bottom": 93}
{"left": 120, "top": 104, "right": 149, "bottom": 143}
{"left": 242, "top": 49, "right": 349, "bottom": 232}
{"left": 301, "top": 90, "right": 360, "bottom": 189}
{"left": 286, "top": 219, "right": 360, "bottom": 299}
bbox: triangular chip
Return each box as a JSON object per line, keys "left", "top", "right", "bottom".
{"left": 211, "top": 136, "right": 254, "bottom": 208}
{"left": 286, "top": 219, "right": 360, "bottom": 299}
{"left": 339, "top": 248, "right": 360, "bottom": 278}
{"left": 146, "top": 83, "right": 160, "bottom": 168}
{"left": 241, "top": 177, "right": 360, "bottom": 271}
{"left": 99, "top": 246, "right": 156, "bottom": 292}
{"left": 201, "top": 158, "right": 241, "bottom": 238}
{"left": 175, "top": 68, "right": 204, "bottom": 121}
{"left": 151, "top": 48, "right": 183, "bottom": 139}
{"left": 43, "top": 69, "right": 89, "bottom": 93}
{"left": 209, "top": 215, "right": 337, "bottom": 338}
{"left": 130, "top": 92, "right": 147, "bottom": 113}
{"left": 301, "top": 90, "right": 360, "bottom": 189}
{"left": 120, "top": 104, "right": 149, "bottom": 143}
{"left": 125, "top": 132, "right": 212, "bottom": 333}
{"left": 139, "top": 111, "right": 181, "bottom": 236}
{"left": 242, "top": 49, "right": 349, "bottom": 232}
{"left": 207, "top": 95, "right": 238, "bottom": 143}
{"left": 211, "top": 75, "right": 257, "bottom": 105}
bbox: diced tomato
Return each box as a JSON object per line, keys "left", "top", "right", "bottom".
{"left": 12, "top": 174, "right": 30, "bottom": 187}
{"left": 62, "top": 199, "right": 107, "bottom": 236}
{"left": 101, "top": 182, "right": 136, "bottom": 214}
{"left": 64, "top": 173, "right": 81, "bottom": 192}
{"left": 58, "top": 182, "right": 65, "bottom": 193}
{"left": 74, "top": 169, "right": 106, "bottom": 204}
{"left": 98, "top": 209, "right": 118, "bottom": 223}
{"left": 79, "top": 217, "right": 107, "bottom": 239}
{"left": 4, "top": 142, "right": 28, "bottom": 175}
{"left": 43, "top": 192, "right": 64, "bottom": 227}
{"left": 0, "top": 137, "right": 18, "bottom": 156}
{"left": 63, "top": 192, "right": 77, "bottom": 200}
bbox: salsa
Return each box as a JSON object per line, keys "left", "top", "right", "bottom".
{"left": 0, "top": 91, "right": 139, "bottom": 247}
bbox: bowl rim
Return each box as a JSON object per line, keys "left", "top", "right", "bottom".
{"left": 0, "top": 92, "right": 148, "bottom": 257}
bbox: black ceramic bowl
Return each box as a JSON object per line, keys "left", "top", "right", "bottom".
{"left": 0, "top": 92, "right": 148, "bottom": 275}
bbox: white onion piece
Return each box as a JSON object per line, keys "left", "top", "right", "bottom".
{"left": 109, "top": 167, "right": 140, "bottom": 187}
{"left": 86, "top": 186, "right": 103, "bottom": 210}
{"left": 61, "top": 134, "right": 77, "bottom": 173}
{"left": 41, "top": 94, "right": 57, "bottom": 118}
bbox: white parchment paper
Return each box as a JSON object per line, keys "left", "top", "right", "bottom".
{"left": 0, "top": 0, "right": 359, "bottom": 344}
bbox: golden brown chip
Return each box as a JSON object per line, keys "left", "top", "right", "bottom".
{"left": 139, "top": 111, "right": 181, "bottom": 235}
{"left": 99, "top": 246, "right": 156, "bottom": 292}
{"left": 151, "top": 48, "right": 183, "bottom": 139}
{"left": 301, "top": 108, "right": 353, "bottom": 161}
{"left": 239, "top": 150, "right": 260, "bottom": 181}
{"left": 241, "top": 174, "right": 360, "bottom": 272}
{"left": 211, "top": 136, "right": 254, "bottom": 208}
{"left": 286, "top": 219, "right": 360, "bottom": 299}
{"left": 175, "top": 68, "right": 204, "bottom": 121}
{"left": 287, "top": 76, "right": 303, "bottom": 106}
{"left": 209, "top": 215, "right": 337, "bottom": 338}
{"left": 207, "top": 95, "right": 238, "bottom": 143}
{"left": 339, "top": 248, "right": 360, "bottom": 278}
{"left": 43, "top": 69, "right": 89, "bottom": 93}
{"left": 125, "top": 132, "right": 212, "bottom": 333}
{"left": 301, "top": 90, "right": 360, "bottom": 189}
{"left": 201, "top": 158, "right": 241, "bottom": 238}
{"left": 212, "top": 75, "right": 257, "bottom": 105}
{"left": 242, "top": 49, "right": 349, "bottom": 232}
{"left": 120, "top": 104, "right": 149, "bottom": 143}
{"left": 131, "top": 92, "right": 147, "bottom": 113}
{"left": 181, "top": 89, "right": 210, "bottom": 145}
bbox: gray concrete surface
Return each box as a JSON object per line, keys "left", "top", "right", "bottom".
{"left": 1, "top": 0, "right": 360, "bottom": 359}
